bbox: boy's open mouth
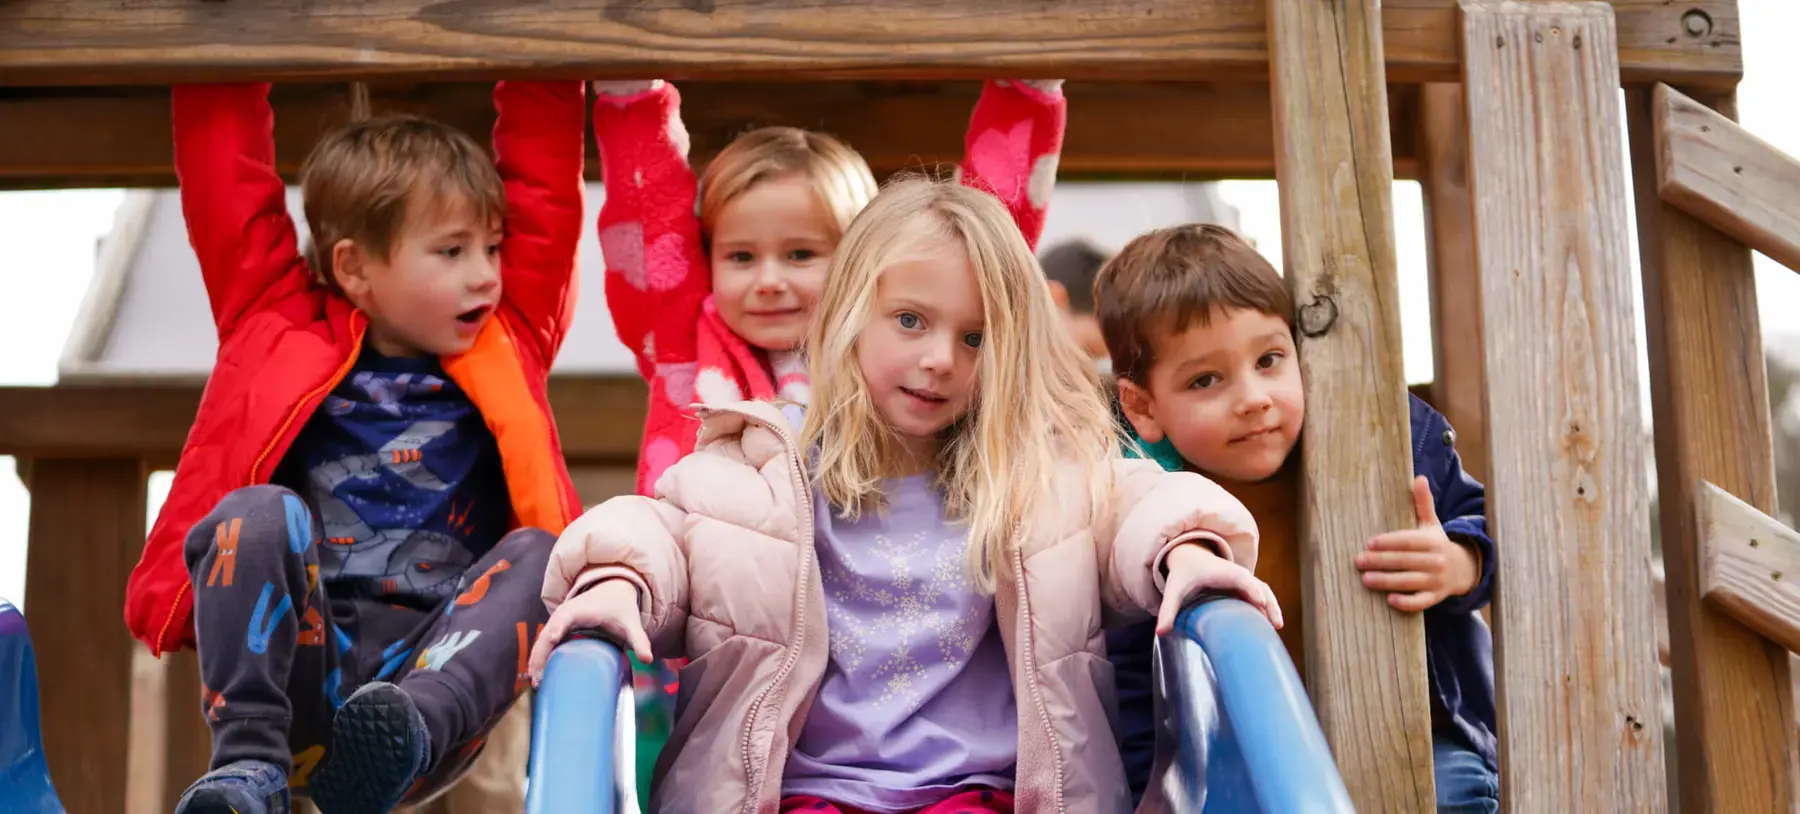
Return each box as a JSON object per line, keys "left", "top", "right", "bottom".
{"left": 456, "top": 306, "right": 490, "bottom": 324}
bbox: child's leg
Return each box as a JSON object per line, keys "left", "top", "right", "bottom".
{"left": 179, "top": 485, "right": 335, "bottom": 810}
{"left": 309, "top": 527, "right": 554, "bottom": 810}
{"left": 1432, "top": 732, "right": 1499, "bottom": 814}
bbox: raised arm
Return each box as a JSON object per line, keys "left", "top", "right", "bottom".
{"left": 172, "top": 83, "right": 310, "bottom": 339}
{"left": 592, "top": 81, "right": 712, "bottom": 382}
{"left": 958, "top": 79, "right": 1068, "bottom": 251}
{"left": 492, "top": 81, "right": 588, "bottom": 367}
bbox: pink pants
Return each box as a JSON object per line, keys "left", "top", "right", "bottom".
{"left": 779, "top": 789, "right": 1015, "bottom": 814}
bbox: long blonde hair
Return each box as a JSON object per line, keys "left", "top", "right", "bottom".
{"left": 699, "top": 126, "right": 878, "bottom": 241}
{"left": 800, "top": 177, "right": 1119, "bottom": 593}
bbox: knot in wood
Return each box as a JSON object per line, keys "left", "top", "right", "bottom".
{"left": 1297, "top": 296, "right": 1338, "bottom": 337}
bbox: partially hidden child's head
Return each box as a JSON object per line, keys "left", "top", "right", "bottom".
{"left": 700, "top": 126, "right": 878, "bottom": 353}
{"left": 1095, "top": 223, "right": 1304, "bottom": 485}
{"left": 301, "top": 115, "right": 507, "bottom": 358}
{"left": 1039, "top": 239, "right": 1112, "bottom": 361}
{"left": 801, "top": 176, "right": 1117, "bottom": 593}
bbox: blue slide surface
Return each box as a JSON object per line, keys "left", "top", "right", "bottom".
{"left": 0, "top": 597, "right": 65, "bottom": 814}
{"left": 526, "top": 598, "right": 1349, "bottom": 812}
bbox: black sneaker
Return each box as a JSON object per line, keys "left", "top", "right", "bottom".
{"left": 175, "top": 759, "right": 291, "bottom": 814}
{"left": 307, "top": 682, "right": 430, "bottom": 814}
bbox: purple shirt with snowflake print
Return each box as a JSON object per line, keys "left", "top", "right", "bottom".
{"left": 781, "top": 474, "right": 1017, "bottom": 812}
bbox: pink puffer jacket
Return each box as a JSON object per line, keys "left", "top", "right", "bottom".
{"left": 544, "top": 401, "right": 1259, "bottom": 813}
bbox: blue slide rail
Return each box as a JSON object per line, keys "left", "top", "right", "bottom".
{"left": 526, "top": 598, "right": 1349, "bottom": 812}
{"left": 526, "top": 631, "right": 638, "bottom": 814}
{"left": 0, "top": 597, "right": 65, "bottom": 814}
{"left": 1158, "top": 597, "right": 1352, "bottom": 813}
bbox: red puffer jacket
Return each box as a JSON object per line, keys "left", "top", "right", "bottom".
{"left": 125, "top": 81, "right": 586, "bottom": 656}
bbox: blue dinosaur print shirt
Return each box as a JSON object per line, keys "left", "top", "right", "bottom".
{"left": 273, "top": 345, "right": 509, "bottom": 610}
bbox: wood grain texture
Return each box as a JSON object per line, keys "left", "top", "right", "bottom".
{"left": 1654, "top": 82, "right": 1800, "bottom": 274}
{"left": 0, "top": 377, "right": 648, "bottom": 462}
{"left": 1627, "top": 82, "right": 1798, "bottom": 814}
{"left": 23, "top": 459, "right": 147, "bottom": 814}
{"left": 1460, "top": 5, "right": 1666, "bottom": 811}
{"left": 1697, "top": 480, "right": 1800, "bottom": 653}
{"left": 1268, "top": 1, "right": 1435, "bottom": 809}
{"left": 0, "top": 0, "right": 1739, "bottom": 86}
{"left": 1418, "top": 82, "right": 1489, "bottom": 484}
{"left": 0, "top": 81, "right": 1424, "bottom": 190}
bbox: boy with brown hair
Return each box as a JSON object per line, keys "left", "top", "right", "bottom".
{"left": 124, "top": 81, "right": 587, "bottom": 814}
{"left": 1094, "top": 224, "right": 1499, "bottom": 812}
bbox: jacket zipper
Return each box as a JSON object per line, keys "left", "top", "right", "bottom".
{"left": 1012, "top": 539, "right": 1067, "bottom": 812}
{"left": 154, "top": 314, "right": 366, "bottom": 656}
{"left": 724, "top": 409, "right": 815, "bottom": 812}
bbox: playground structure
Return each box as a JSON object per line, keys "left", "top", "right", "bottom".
{"left": 0, "top": 0, "right": 1796, "bottom": 811}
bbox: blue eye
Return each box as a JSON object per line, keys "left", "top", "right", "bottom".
{"left": 898, "top": 313, "right": 922, "bottom": 330}
{"left": 963, "top": 332, "right": 983, "bottom": 348}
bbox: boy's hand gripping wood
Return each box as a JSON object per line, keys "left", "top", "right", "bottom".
{"left": 1267, "top": 0, "right": 1435, "bottom": 809}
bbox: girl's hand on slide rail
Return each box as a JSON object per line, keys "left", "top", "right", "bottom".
{"left": 528, "top": 578, "right": 655, "bottom": 685}
{"left": 1156, "top": 542, "right": 1284, "bottom": 635}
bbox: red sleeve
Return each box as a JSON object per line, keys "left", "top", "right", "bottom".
{"left": 593, "top": 83, "right": 711, "bottom": 382}
{"left": 172, "top": 84, "right": 310, "bottom": 339}
{"left": 958, "top": 80, "right": 1068, "bottom": 252}
{"left": 493, "top": 81, "right": 588, "bottom": 367}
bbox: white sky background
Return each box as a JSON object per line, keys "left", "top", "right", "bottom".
{"left": 1, "top": 3, "right": 1798, "bottom": 607}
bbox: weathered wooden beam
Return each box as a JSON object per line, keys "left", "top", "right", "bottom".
{"left": 1627, "top": 84, "right": 1799, "bottom": 814}
{"left": 1461, "top": 4, "right": 1666, "bottom": 809}
{"left": 1697, "top": 480, "right": 1800, "bottom": 654}
{"left": 1269, "top": 0, "right": 1435, "bottom": 810}
{"left": 0, "top": 1, "right": 1740, "bottom": 87}
{"left": 24, "top": 458, "right": 147, "bottom": 814}
{"left": 1418, "top": 82, "right": 1488, "bottom": 484}
{"left": 0, "top": 81, "right": 1423, "bottom": 190}
{"left": 0, "top": 377, "right": 647, "bottom": 463}
{"left": 1654, "top": 82, "right": 1800, "bottom": 275}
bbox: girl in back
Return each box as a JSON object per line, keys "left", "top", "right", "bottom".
{"left": 531, "top": 177, "right": 1282, "bottom": 814}
{"left": 589, "top": 79, "right": 1067, "bottom": 496}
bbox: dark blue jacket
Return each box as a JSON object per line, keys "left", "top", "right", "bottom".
{"left": 1107, "top": 394, "right": 1497, "bottom": 800}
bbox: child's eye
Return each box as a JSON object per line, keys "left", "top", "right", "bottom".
{"left": 897, "top": 312, "right": 922, "bottom": 330}
{"left": 788, "top": 249, "right": 817, "bottom": 262}
{"left": 1188, "top": 373, "right": 1221, "bottom": 390}
{"left": 440, "top": 245, "right": 464, "bottom": 259}
{"left": 486, "top": 242, "right": 502, "bottom": 257}
{"left": 1257, "top": 352, "right": 1284, "bottom": 370}
{"left": 963, "top": 332, "right": 983, "bottom": 349}
{"left": 726, "top": 251, "right": 753, "bottom": 264}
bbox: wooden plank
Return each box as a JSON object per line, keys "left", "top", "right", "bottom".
{"left": 0, "top": 376, "right": 647, "bottom": 463}
{"left": 0, "top": 81, "right": 1423, "bottom": 190}
{"left": 1697, "top": 479, "right": 1800, "bottom": 653}
{"left": 1628, "top": 83, "right": 1798, "bottom": 814}
{"left": 1460, "top": 5, "right": 1667, "bottom": 810}
{"left": 161, "top": 649, "right": 212, "bottom": 812}
{"left": 1268, "top": 0, "right": 1435, "bottom": 809}
{"left": 23, "top": 458, "right": 147, "bottom": 814}
{"left": 0, "top": 0, "right": 1739, "bottom": 87}
{"left": 1654, "top": 83, "right": 1800, "bottom": 274}
{"left": 1418, "top": 82, "right": 1489, "bottom": 483}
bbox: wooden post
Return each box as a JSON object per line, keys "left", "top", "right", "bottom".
{"left": 163, "top": 649, "right": 213, "bottom": 810}
{"left": 1418, "top": 82, "right": 1489, "bottom": 483}
{"left": 1268, "top": 1, "right": 1435, "bottom": 809}
{"left": 23, "top": 458, "right": 147, "bottom": 814}
{"left": 1627, "top": 83, "right": 1799, "bottom": 813}
{"left": 1460, "top": 4, "right": 1667, "bottom": 810}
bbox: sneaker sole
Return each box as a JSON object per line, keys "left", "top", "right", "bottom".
{"left": 308, "top": 684, "right": 424, "bottom": 814}
{"left": 175, "top": 784, "right": 270, "bottom": 814}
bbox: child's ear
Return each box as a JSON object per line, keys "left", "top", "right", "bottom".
{"left": 330, "top": 238, "right": 370, "bottom": 299}
{"left": 1116, "top": 378, "right": 1165, "bottom": 444}
{"left": 1047, "top": 280, "right": 1072, "bottom": 313}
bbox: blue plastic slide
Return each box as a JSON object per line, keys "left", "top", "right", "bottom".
{"left": 525, "top": 598, "right": 1349, "bottom": 812}
{"left": 0, "top": 597, "right": 66, "bottom": 814}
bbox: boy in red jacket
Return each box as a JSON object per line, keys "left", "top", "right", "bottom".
{"left": 134, "top": 82, "right": 587, "bottom": 814}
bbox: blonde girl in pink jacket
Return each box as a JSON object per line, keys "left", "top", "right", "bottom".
{"left": 532, "top": 177, "right": 1283, "bottom": 814}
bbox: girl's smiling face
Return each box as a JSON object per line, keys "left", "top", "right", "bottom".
{"left": 708, "top": 174, "right": 837, "bottom": 352}
{"left": 856, "top": 242, "right": 985, "bottom": 464}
